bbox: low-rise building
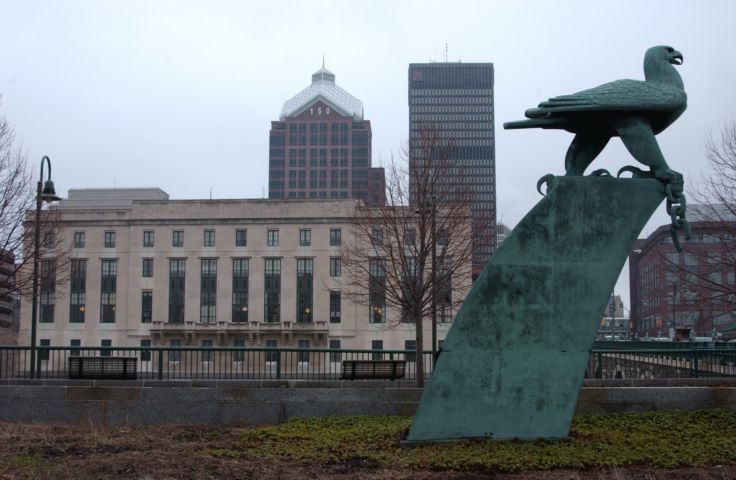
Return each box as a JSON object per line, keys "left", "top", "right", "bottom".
{"left": 19, "top": 189, "right": 467, "bottom": 357}
{"left": 629, "top": 208, "right": 736, "bottom": 339}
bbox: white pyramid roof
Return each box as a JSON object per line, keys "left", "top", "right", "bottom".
{"left": 280, "top": 68, "right": 364, "bottom": 120}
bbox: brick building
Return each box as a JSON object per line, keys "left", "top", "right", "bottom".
{"left": 629, "top": 213, "right": 736, "bottom": 339}
{"left": 268, "top": 66, "right": 385, "bottom": 205}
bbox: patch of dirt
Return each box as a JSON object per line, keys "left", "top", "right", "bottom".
{"left": 0, "top": 422, "right": 733, "bottom": 479}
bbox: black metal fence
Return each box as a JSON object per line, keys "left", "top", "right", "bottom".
{"left": 2, "top": 344, "right": 736, "bottom": 381}
{"left": 0, "top": 346, "right": 434, "bottom": 381}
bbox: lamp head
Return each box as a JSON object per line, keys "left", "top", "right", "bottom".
{"left": 41, "top": 180, "right": 61, "bottom": 202}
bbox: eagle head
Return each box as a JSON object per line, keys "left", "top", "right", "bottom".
{"left": 645, "top": 45, "right": 683, "bottom": 66}
{"left": 644, "top": 46, "right": 684, "bottom": 86}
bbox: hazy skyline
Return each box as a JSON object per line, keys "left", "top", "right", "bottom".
{"left": 2, "top": 0, "right": 735, "bottom": 310}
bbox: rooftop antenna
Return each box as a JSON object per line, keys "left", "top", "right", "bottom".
{"left": 209, "top": 186, "right": 213, "bottom": 199}
{"left": 445, "top": 43, "right": 448, "bottom": 62}
{"left": 322, "top": 53, "right": 325, "bottom": 69}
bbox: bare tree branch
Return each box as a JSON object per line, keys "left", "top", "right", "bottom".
{"left": 0, "top": 100, "right": 70, "bottom": 306}
{"left": 341, "top": 125, "right": 474, "bottom": 386}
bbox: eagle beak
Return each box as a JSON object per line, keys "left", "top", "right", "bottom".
{"left": 671, "top": 51, "right": 683, "bottom": 65}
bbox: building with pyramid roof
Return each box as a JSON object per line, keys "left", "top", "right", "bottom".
{"left": 268, "top": 66, "right": 385, "bottom": 205}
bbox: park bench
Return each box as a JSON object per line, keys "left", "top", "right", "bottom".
{"left": 68, "top": 356, "right": 138, "bottom": 380}
{"left": 340, "top": 359, "right": 406, "bottom": 380}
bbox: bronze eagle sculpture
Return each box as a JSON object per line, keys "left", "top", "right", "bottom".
{"left": 504, "top": 45, "right": 686, "bottom": 184}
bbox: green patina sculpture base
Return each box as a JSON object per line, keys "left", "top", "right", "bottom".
{"left": 406, "top": 176, "right": 665, "bottom": 442}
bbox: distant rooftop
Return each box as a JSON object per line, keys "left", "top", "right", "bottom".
{"left": 688, "top": 204, "right": 736, "bottom": 222}
{"left": 280, "top": 66, "right": 364, "bottom": 120}
{"left": 60, "top": 188, "right": 169, "bottom": 210}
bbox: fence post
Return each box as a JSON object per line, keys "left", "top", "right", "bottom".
{"left": 36, "top": 349, "right": 42, "bottom": 379}
{"left": 595, "top": 352, "right": 602, "bottom": 379}
{"left": 691, "top": 351, "right": 699, "bottom": 378}
{"left": 157, "top": 348, "right": 164, "bottom": 380}
{"left": 276, "top": 351, "right": 281, "bottom": 379}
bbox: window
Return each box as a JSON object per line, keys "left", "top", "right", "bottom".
{"left": 329, "top": 339, "right": 341, "bottom": 363}
{"left": 104, "top": 231, "right": 116, "bottom": 248}
{"left": 168, "top": 259, "right": 186, "bottom": 323}
{"left": 267, "top": 229, "right": 279, "bottom": 247}
{"left": 299, "top": 229, "right": 311, "bottom": 247}
{"left": 329, "top": 291, "right": 341, "bottom": 323}
{"left": 437, "top": 229, "right": 449, "bottom": 246}
{"left": 329, "top": 228, "right": 342, "bottom": 247}
{"left": 143, "top": 230, "right": 154, "bottom": 248}
{"left": 233, "top": 338, "right": 246, "bottom": 362}
{"left": 203, "top": 230, "right": 215, "bottom": 247}
{"left": 298, "top": 339, "right": 310, "bottom": 363}
{"left": 371, "top": 340, "right": 383, "bottom": 360}
{"left": 232, "top": 258, "right": 249, "bottom": 322}
{"left": 100, "top": 259, "right": 117, "bottom": 323}
{"left": 40, "top": 259, "right": 56, "bottom": 323}
{"left": 39, "top": 339, "right": 50, "bottom": 361}
{"left": 142, "top": 291, "right": 152, "bottom": 323}
{"left": 235, "top": 229, "right": 247, "bottom": 247}
{"left": 201, "top": 339, "right": 213, "bottom": 362}
{"left": 73, "top": 231, "right": 85, "bottom": 248}
{"left": 404, "top": 228, "right": 416, "bottom": 248}
{"left": 200, "top": 259, "right": 217, "bottom": 324}
{"left": 100, "top": 339, "right": 112, "bottom": 357}
{"left": 169, "top": 339, "right": 181, "bottom": 362}
{"left": 297, "top": 258, "right": 313, "bottom": 323}
{"left": 140, "top": 339, "right": 151, "bottom": 362}
{"left": 369, "top": 259, "right": 386, "bottom": 323}
{"left": 264, "top": 258, "right": 281, "bottom": 322}
{"left": 69, "top": 259, "right": 86, "bottom": 323}
{"left": 142, "top": 258, "right": 153, "bottom": 277}
{"left": 70, "top": 339, "right": 81, "bottom": 357}
{"left": 172, "top": 230, "right": 184, "bottom": 247}
{"left": 329, "top": 257, "right": 341, "bottom": 277}
{"left": 371, "top": 228, "right": 383, "bottom": 246}
{"left": 405, "top": 340, "right": 417, "bottom": 362}
{"left": 265, "top": 339, "right": 278, "bottom": 363}
{"left": 41, "top": 230, "right": 55, "bottom": 249}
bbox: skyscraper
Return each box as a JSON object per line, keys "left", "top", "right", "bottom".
{"left": 269, "top": 67, "right": 385, "bottom": 204}
{"left": 408, "top": 63, "right": 496, "bottom": 277}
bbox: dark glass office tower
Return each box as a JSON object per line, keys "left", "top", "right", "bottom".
{"left": 408, "top": 63, "right": 496, "bottom": 277}
{"left": 269, "top": 67, "right": 385, "bottom": 205}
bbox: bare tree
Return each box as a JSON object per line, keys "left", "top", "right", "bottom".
{"left": 0, "top": 102, "right": 67, "bottom": 313}
{"left": 647, "top": 122, "right": 736, "bottom": 337}
{"left": 341, "top": 125, "right": 475, "bottom": 386}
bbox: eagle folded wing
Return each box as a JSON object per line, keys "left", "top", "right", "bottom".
{"left": 526, "top": 80, "right": 686, "bottom": 118}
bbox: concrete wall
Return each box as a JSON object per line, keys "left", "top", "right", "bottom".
{"left": 2, "top": 379, "right": 736, "bottom": 426}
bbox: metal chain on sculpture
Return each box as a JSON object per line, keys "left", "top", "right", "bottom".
{"left": 666, "top": 182, "right": 692, "bottom": 252}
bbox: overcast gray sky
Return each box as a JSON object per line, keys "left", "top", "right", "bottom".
{"left": 1, "top": 0, "right": 735, "bottom": 310}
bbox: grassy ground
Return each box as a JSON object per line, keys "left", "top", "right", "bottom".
{"left": 1, "top": 410, "right": 735, "bottom": 479}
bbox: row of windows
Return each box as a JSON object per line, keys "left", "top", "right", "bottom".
{"left": 38, "top": 338, "right": 425, "bottom": 364}
{"left": 284, "top": 122, "right": 368, "bottom": 147}
{"left": 409, "top": 105, "right": 493, "bottom": 113}
{"left": 410, "top": 124, "right": 493, "bottom": 134}
{"left": 409, "top": 95, "right": 492, "bottom": 104}
{"left": 410, "top": 88, "right": 493, "bottom": 96}
{"left": 410, "top": 114, "right": 492, "bottom": 122}
{"left": 46, "top": 257, "right": 343, "bottom": 325}
{"left": 73, "top": 228, "right": 342, "bottom": 249}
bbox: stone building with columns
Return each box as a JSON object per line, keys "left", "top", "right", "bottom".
{"left": 19, "top": 188, "right": 467, "bottom": 359}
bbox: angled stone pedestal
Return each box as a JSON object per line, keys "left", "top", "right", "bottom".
{"left": 406, "top": 176, "right": 665, "bottom": 442}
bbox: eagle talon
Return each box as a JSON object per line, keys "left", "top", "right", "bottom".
{"left": 536, "top": 174, "right": 557, "bottom": 197}
{"left": 617, "top": 166, "right": 654, "bottom": 178}
{"left": 589, "top": 169, "right": 612, "bottom": 177}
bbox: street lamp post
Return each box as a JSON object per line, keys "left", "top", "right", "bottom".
{"left": 29, "top": 156, "right": 60, "bottom": 379}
